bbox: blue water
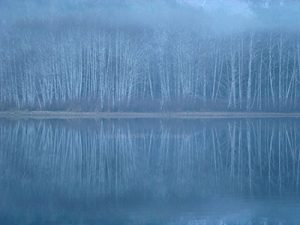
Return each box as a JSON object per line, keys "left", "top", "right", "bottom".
{"left": 0, "top": 119, "right": 300, "bottom": 225}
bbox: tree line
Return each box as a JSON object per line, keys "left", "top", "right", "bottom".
{"left": 1, "top": 23, "right": 300, "bottom": 111}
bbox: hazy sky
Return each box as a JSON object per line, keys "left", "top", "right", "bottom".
{"left": 1, "top": 0, "right": 300, "bottom": 33}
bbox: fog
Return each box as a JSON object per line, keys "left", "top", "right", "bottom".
{"left": 1, "top": 0, "right": 300, "bottom": 111}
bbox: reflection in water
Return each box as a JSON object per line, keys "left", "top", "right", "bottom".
{"left": 0, "top": 119, "right": 300, "bottom": 224}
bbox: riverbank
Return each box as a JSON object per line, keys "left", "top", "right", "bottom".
{"left": 1, "top": 111, "right": 300, "bottom": 119}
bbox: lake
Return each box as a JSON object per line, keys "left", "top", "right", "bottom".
{"left": 0, "top": 118, "right": 300, "bottom": 225}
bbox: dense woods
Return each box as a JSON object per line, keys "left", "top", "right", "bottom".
{"left": 1, "top": 0, "right": 299, "bottom": 111}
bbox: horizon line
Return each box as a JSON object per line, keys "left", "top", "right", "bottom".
{"left": 1, "top": 111, "right": 300, "bottom": 119}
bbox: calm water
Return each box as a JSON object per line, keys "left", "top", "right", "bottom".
{"left": 1, "top": 118, "right": 300, "bottom": 225}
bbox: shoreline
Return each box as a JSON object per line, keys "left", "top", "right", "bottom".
{"left": 1, "top": 111, "right": 300, "bottom": 119}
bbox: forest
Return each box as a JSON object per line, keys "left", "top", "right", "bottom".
{"left": 0, "top": 0, "right": 299, "bottom": 111}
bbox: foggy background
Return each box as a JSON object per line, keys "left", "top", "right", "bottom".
{"left": 1, "top": 0, "right": 300, "bottom": 111}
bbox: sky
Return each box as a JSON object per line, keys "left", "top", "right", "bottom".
{"left": 1, "top": 0, "right": 300, "bottom": 34}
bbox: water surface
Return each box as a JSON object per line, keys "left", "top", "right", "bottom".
{"left": 1, "top": 118, "right": 300, "bottom": 224}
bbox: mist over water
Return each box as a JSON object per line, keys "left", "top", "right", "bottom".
{"left": 1, "top": 1, "right": 300, "bottom": 224}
